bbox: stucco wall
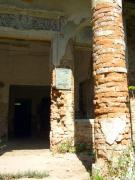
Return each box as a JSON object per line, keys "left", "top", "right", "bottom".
{"left": 0, "top": 0, "right": 91, "bottom": 66}
{"left": 0, "top": 39, "right": 51, "bottom": 85}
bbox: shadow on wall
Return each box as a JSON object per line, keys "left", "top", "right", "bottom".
{"left": 74, "top": 119, "right": 95, "bottom": 172}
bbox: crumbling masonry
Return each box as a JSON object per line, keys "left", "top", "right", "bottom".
{"left": 92, "top": 0, "right": 131, "bottom": 172}
{"left": 0, "top": 0, "right": 133, "bottom": 175}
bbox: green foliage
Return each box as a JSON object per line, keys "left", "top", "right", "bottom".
{"left": 57, "top": 141, "right": 92, "bottom": 154}
{"left": 129, "top": 86, "right": 135, "bottom": 90}
{"left": 57, "top": 141, "right": 96, "bottom": 158}
{"left": 57, "top": 140, "right": 75, "bottom": 153}
{"left": 107, "top": 149, "right": 134, "bottom": 179}
{"left": 93, "top": 171, "right": 104, "bottom": 180}
{"left": 0, "top": 170, "right": 49, "bottom": 180}
{"left": 92, "top": 149, "right": 135, "bottom": 180}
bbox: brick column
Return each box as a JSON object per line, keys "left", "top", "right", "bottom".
{"left": 92, "top": 0, "right": 131, "bottom": 173}
{"left": 50, "top": 42, "right": 74, "bottom": 152}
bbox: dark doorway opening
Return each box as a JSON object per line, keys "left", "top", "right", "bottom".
{"left": 14, "top": 98, "right": 32, "bottom": 138}
{"left": 37, "top": 97, "right": 50, "bottom": 139}
{"left": 8, "top": 85, "right": 51, "bottom": 148}
{"left": 0, "top": 38, "right": 51, "bottom": 149}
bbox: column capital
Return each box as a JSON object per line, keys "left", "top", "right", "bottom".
{"left": 92, "top": 0, "right": 122, "bottom": 8}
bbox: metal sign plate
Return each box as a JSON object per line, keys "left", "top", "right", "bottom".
{"left": 55, "top": 68, "right": 72, "bottom": 90}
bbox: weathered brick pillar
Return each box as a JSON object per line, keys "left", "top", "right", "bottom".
{"left": 92, "top": 0, "right": 131, "bottom": 174}
{"left": 50, "top": 42, "right": 74, "bottom": 152}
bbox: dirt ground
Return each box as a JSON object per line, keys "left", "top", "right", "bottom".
{"left": 0, "top": 139, "right": 90, "bottom": 180}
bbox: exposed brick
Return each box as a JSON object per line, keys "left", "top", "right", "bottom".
{"left": 92, "top": 0, "right": 131, "bottom": 174}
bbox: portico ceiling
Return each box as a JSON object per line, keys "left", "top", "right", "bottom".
{"left": 0, "top": 0, "right": 90, "bottom": 13}
{"left": 0, "top": 0, "right": 134, "bottom": 20}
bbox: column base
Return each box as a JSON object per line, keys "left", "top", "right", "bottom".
{"left": 92, "top": 147, "right": 134, "bottom": 179}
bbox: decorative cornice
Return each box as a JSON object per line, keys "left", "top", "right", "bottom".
{"left": 0, "top": 5, "right": 65, "bottom": 19}
{"left": 0, "top": 5, "right": 66, "bottom": 32}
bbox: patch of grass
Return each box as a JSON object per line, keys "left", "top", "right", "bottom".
{"left": 93, "top": 173, "right": 104, "bottom": 180}
{"left": 92, "top": 170, "right": 104, "bottom": 180}
{"left": 57, "top": 141, "right": 94, "bottom": 154}
{"left": 0, "top": 170, "right": 49, "bottom": 180}
{"left": 57, "top": 140, "right": 75, "bottom": 153}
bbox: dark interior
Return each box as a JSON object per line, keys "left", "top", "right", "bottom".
{"left": 8, "top": 85, "right": 51, "bottom": 142}
{"left": 14, "top": 98, "right": 32, "bottom": 138}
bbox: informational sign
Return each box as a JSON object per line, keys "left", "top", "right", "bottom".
{"left": 55, "top": 68, "right": 72, "bottom": 90}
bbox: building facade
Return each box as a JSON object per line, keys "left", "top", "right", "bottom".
{"left": 0, "top": 0, "right": 134, "bottom": 172}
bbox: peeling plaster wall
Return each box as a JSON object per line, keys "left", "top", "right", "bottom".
{"left": 0, "top": 0, "right": 91, "bottom": 66}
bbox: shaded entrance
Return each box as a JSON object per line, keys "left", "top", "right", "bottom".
{"left": 8, "top": 85, "right": 51, "bottom": 145}
{"left": 14, "top": 98, "right": 31, "bottom": 138}
{"left": 74, "top": 46, "right": 94, "bottom": 119}
{"left": 37, "top": 97, "right": 50, "bottom": 139}
{"left": 0, "top": 38, "right": 52, "bottom": 148}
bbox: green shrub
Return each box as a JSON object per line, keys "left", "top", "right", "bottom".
{"left": 129, "top": 86, "right": 135, "bottom": 90}
{"left": 57, "top": 140, "right": 75, "bottom": 153}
